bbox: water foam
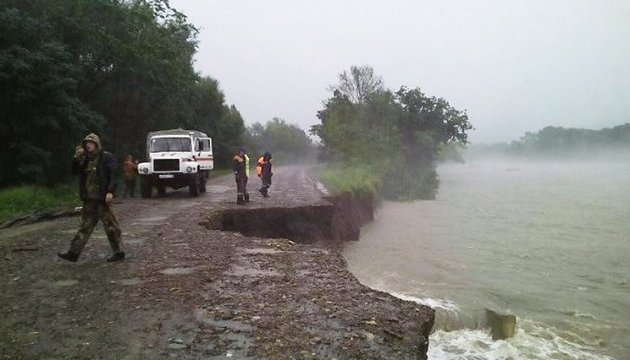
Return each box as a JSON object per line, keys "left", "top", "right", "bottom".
{"left": 387, "top": 291, "right": 612, "bottom": 359}
{"left": 428, "top": 320, "right": 614, "bottom": 360}
{"left": 389, "top": 291, "right": 460, "bottom": 312}
{"left": 560, "top": 309, "right": 597, "bottom": 320}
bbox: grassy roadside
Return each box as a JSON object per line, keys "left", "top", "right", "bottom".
{"left": 318, "top": 166, "right": 381, "bottom": 199}
{"left": 0, "top": 185, "right": 79, "bottom": 225}
{"left": 0, "top": 168, "right": 235, "bottom": 225}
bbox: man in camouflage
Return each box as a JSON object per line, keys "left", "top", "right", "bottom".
{"left": 233, "top": 147, "right": 250, "bottom": 205}
{"left": 58, "top": 133, "right": 125, "bottom": 262}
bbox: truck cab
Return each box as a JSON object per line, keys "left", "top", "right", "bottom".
{"left": 138, "top": 129, "right": 213, "bottom": 197}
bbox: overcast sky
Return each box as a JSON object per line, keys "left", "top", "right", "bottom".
{"left": 170, "top": 0, "right": 630, "bottom": 143}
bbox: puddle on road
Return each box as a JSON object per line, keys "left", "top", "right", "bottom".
{"left": 193, "top": 308, "right": 256, "bottom": 356}
{"left": 239, "top": 247, "right": 281, "bottom": 255}
{"left": 297, "top": 269, "right": 314, "bottom": 277}
{"left": 175, "top": 203, "right": 194, "bottom": 209}
{"left": 116, "top": 277, "right": 144, "bottom": 286}
{"left": 125, "top": 238, "right": 145, "bottom": 246}
{"left": 55, "top": 279, "right": 79, "bottom": 286}
{"left": 205, "top": 185, "right": 231, "bottom": 193}
{"left": 59, "top": 229, "right": 78, "bottom": 235}
{"left": 226, "top": 265, "right": 279, "bottom": 277}
{"left": 131, "top": 216, "right": 169, "bottom": 226}
{"left": 160, "top": 267, "right": 195, "bottom": 275}
{"left": 194, "top": 308, "right": 253, "bottom": 332}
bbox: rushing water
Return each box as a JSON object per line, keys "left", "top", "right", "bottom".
{"left": 342, "top": 159, "right": 630, "bottom": 359}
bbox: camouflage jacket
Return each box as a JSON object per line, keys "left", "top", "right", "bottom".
{"left": 72, "top": 151, "right": 118, "bottom": 202}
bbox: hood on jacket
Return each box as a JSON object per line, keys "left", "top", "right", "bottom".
{"left": 82, "top": 133, "right": 102, "bottom": 152}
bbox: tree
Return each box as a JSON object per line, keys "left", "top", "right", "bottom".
{"left": 212, "top": 105, "right": 245, "bottom": 167}
{"left": 328, "top": 65, "right": 384, "bottom": 104}
{"left": 314, "top": 66, "right": 472, "bottom": 199}
{"left": 0, "top": 5, "right": 103, "bottom": 185}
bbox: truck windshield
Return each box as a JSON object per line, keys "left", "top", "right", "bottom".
{"left": 150, "top": 138, "right": 192, "bottom": 152}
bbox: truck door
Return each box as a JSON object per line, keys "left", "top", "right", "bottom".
{"left": 197, "top": 137, "right": 213, "bottom": 170}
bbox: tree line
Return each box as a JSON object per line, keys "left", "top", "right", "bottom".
{"left": 244, "top": 117, "right": 314, "bottom": 164}
{"left": 468, "top": 123, "right": 630, "bottom": 157}
{"left": 0, "top": 0, "right": 244, "bottom": 186}
{"left": 311, "top": 66, "right": 472, "bottom": 199}
{"left": 509, "top": 124, "right": 630, "bottom": 155}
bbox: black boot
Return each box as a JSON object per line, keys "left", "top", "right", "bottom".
{"left": 107, "top": 252, "right": 125, "bottom": 262}
{"left": 244, "top": 193, "right": 250, "bottom": 202}
{"left": 57, "top": 251, "right": 79, "bottom": 262}
{"left": 237, "top": 194, "right": 245, "bottom": 205}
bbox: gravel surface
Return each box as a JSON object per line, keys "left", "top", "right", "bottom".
{"left": 0, "top": 165, "right": 434, "bottom": 359}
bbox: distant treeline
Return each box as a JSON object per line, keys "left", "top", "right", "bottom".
{"left": 470, "top": 123, "right": 630, "bottom": 157}
{"left": 244, "top": 118, "right": 314, "bottom": 164}
{"left": 311, "top": 66, "right": 472, "bottom": 199}
{"left": 0, "top": 0, "right": 245, "bottom": 186}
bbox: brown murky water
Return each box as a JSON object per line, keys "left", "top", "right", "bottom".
{"left": 344, "top": 160, "right": 630, "bottom": 359}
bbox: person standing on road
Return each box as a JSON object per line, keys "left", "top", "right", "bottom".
{"left": 58, "top": 133, "right": 125, "bottom": 262}
{"left": 243, "top": 149, "right": 250, "bottom": 203}
{"left": 256, "top": 152, "right": 273, "bottom": 197}
{"left": 122, "top": 154, "right": 138, "bottom": 198}
{"left": 233, "top": 147, "right": 248, "bottom": 205}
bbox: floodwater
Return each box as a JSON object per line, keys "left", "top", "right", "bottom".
{"left": 343, "top": 159, "right": 630, "bottom": 359}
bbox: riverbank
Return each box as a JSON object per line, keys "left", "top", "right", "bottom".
{"left": 0, "top": 166, "right": 434, "bottom": 359}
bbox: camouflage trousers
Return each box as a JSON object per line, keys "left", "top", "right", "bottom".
{"left": 70, "top": 200, "right": 122, "bottom": 255}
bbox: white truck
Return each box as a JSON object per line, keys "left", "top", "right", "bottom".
{"left": 137, "top": 129, "right": 213, "bottom": 197}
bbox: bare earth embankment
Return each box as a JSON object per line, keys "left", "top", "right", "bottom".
{"left": 0, "top": 165, "right": 434, "bottom": 359}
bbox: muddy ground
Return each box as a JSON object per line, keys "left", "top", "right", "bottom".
{"left": 0, "top": 166, "right": 434, "bottom": 359}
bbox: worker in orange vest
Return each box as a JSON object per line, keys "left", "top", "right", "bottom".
{"left": 256, "top": 152, "right": 272, "bottom": 197}
{"left": 122, "top": 155, "right": 138, "bottom": 197}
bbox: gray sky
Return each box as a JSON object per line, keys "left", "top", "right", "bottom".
{"left": 170, "top": 0, "right": 630, "bottom": 143}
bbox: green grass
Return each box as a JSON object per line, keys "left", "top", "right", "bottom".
{"left": 0, "top": 184, "right": 79, "bottom": 224}
{"left": 319, "top": 166, "right": 381, "bottom": 198}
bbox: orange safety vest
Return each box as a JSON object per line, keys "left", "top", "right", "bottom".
{"left": 256, "top": 157, "right": 265, "bottom": 177}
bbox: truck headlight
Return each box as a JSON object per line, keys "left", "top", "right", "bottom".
{"left": 142, "top": 168, "right": 149, "bottom": 174}
{"left": 186, "top": 166, "right": 192, "bottom": 173}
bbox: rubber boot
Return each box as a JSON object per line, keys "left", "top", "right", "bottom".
{"left": 244, "top": 193, "right": 250, "bottom": 203}
{"left": 106, "top": 252, "right": 125, "bottom": 262}
{"left": 236, "top": 194, "right": 245, "bottom": 205}
{"left": 57, "top": 251, "right": 79, "bottom": 262}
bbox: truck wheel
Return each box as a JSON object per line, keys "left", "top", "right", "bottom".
{"left": 157, "top": 184, "right": 166, "bottom": 197}
{"left": 199, "top": 171, "right": 207, "bottom": 193}
{"left": 140, "top": 177, "right": 152, "bottom": 198}
{"left": 189, "top": 174, "right": 199, "bottom": 197}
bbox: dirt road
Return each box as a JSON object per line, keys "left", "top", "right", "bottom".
{"left": 0, "top": 165, "right": 434, "bottom": 359}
